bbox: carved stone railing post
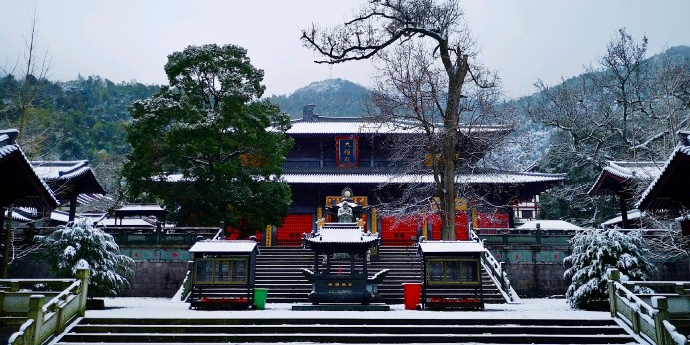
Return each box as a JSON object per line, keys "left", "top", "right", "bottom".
{"left": 653, "top": 296, "right": 670, "bottom": 345}
{"left": 76, "top": 268, "right": 90, "bottom": 317}
{"left": 500, "top": 261, "right": 507, "bottom": 291}
{"left": 27, "top": 295, "right": 44, "bottom": 345}
{"left": 608, "top": 268, "right": 620, "bottom": 318}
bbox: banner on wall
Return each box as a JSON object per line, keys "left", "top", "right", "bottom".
{"left": 336, "top": 135, "right": 358, "bottom": 167}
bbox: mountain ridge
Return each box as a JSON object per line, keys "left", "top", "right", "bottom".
{"left": 264, "top": 78, "right": 372, "bottom": 119}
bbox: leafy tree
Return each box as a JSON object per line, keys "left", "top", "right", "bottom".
{"left": 563, "top": 228, "right": 653, "bottom": 309}
{"left": 41, "top": 219, "right": 133, "bottom": 297}
{"left": 123, "top": 44, "right": 293, "bottom": 236}
{"left": 301, "top": 0, "right": 507, "bottom": 240}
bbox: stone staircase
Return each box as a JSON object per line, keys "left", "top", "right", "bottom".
{"left": 254, "top": 246, "right": 508, "bottom": 304}
{"left": 51, "top": 317, "right": 639, "bottom": 344}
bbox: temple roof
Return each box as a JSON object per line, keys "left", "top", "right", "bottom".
{"left": 282, "top": 171, "right": 565, "bottom": 185}
{"left": 287, "top": 121, "right": 512, "bottom": 136}
{"left": 418, "top": 241, "right": 486, "bottom": 255}
{"left": 306, "top": 226, "right": 378, "bottom": 245}
{"left": 637, "top": 144, "right": 690, "bottom": 211}
{"left": 601, "top": 209, "right": 644, "bottom": 228}
{"left": 31, "top": 160, "right": 106, "bottom": 201}
{"left": 189, "top": 240, "right": 258, "bottom": 254}
{"left": 517, "top": 220, "right": 582, "bottom": 231}
{"left": 0, "top": 129, "right": 58, "bottom": 210}
{"left": 112, "top": 204, "right": 167, "bottom": 219}
{"left": 588, "top": 161, "right": 662, "bottom": 196}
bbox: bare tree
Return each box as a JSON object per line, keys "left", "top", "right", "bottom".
{"left": 641, "top": 48, "right": 690, "bottom": 154}
{"left": 592, "top": 28, "right": 648, "bottom": 152}
{"left": 1, "top": 12, "right": 52, "bottom": 157}
{"left": 301, "top": 0, "right": 506, "bottom": 240}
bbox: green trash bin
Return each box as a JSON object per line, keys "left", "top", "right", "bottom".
{"left": 254, "top": 288, "right": 268, "bottom": 310}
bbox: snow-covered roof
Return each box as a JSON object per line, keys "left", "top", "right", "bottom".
{"left": 306, "top": 227, "right": 378, "bottom": 244}
{"left": 517, "top": 220, "right": 582, "bottom": 230}
{"left": 31, "top": 160, "right": 92, "bottom": 180}
{"left": 601, "top": 210, "right": 643, "bottom": 227}
{"left": 588, "top": 161, "right": 662, "bottom": 196}
{"left": 0, "top": 129, "right": 59, "bottom": 208}
{"left": 283, "top": 171, "right": 565, "bottom": 185}
{"left": 97, "top": 218, "right": 155, "bottom": 227}
{"left": 603, "top": 161, "right": 662, "bottom": 181}
{"left": 31, "top": 160, "right": 106, "bottom": 199}
{"left": 79, "top": 213, "right": 108, "bottom": 224}
{"left": 4, "top": 210, "right": 31, "bottom": 222}
{"left": 113, "top": 204, "right": 166, "bottom": 212}
{"left": 287, "top": 121, "right": 511, "bottom": 135}
{"left": 50, "top": 209, "right": 72, "bottom": 223}
{"left": 189, "top": 240, "right": 258, "bottom": 253}
{"left": 418, "top": 241, "right": 486, "bottom": 254}
{"left": 637, "top": 145, "right": 690, "bottom": 210}
{"left": 76, "top": 193, "right": 113, "bottom": 206}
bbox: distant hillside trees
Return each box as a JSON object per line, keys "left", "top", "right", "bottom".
{"left": 123, "top": 44, "right": 293, "bottom": 236}
{"left": 0, "top": 73, "right": 159, "bottom": 192}
{"left": 525, "top": 29, "right": 690, "bottom": 226}
{"left": 265, "top": 78, "right": 371, "bottom": 118}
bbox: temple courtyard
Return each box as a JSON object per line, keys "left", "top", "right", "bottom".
{"left": 43, "top": 297, "right": 647, "bottom": 345}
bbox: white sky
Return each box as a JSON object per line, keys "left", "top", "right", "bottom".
{"left": 1, "top": 0, "right": 689, "bottom": 99}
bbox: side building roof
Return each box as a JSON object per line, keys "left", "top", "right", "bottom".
{"left": 0, "top": 129, "right": 59, "bottom": 210}
{"left": 588, "top": 161, "right": 662, "bottom": 196}
{"left": 31, "top": 160, "right": 106, "bottom": 202}
{"left": 637, "top": 139, "right": 690, "bottom": 212}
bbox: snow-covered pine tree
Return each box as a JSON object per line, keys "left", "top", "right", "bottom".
{"left": 563, "top": 228, "right": 654, "bottom": 310}
{"left": 41, "top": 219, "right": 134, "bottom": 297}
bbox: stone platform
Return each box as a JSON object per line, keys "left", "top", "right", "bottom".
{"left": 291, "top": 303, "right": 390, "bottom": 311}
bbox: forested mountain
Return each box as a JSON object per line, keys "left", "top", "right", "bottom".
{"left": 265, "top": 78, "right": 371, "bottom": 118}
{"left": 0, "top": 74, "right": 159, "bottom": 190}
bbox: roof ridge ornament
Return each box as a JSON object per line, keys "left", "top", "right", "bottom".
{"left": 303, "top": 104, "right": 317, "bottom": 122}
{"left": 678, "top": 130, "right": 690, "bottom": 146}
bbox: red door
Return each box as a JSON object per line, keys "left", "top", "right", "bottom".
{"left": 455, "top": 213, "right": 469, "bottom": 240}
{"left": 476, "top": 211, "right": 509, "bottom": 229}
{"left": 277, "top": 214, "right": 313, "bottom": 246}
{"left": 427, "top": 213, "right": 470, "bottom": 240}
{"left": 381, "top": 216, "right": 419, "bottom": 246}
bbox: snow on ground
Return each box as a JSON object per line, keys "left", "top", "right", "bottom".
{"left": 88, "top": 297, "right": 611, "bottom": 320}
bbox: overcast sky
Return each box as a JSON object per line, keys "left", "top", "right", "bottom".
{"left": 1, "top": 1, "right": 689, "bottom": 99}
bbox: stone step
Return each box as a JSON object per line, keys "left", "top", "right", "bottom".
{"left": 68, "top": 324, "right": 629, "bottom": 335}
{"left": 250, "top": 245, "right": 505, "bottom": 304}
{"left": 53, "top": 317, "right": 636, "bottom": 345}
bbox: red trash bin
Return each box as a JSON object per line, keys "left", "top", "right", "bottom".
{"left": 402, "top": 283, "right": 422, "bottom": 310}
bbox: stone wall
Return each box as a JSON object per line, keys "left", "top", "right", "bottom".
{"left": 122, "top": 261, "right": 190, "bottom": 298}
{"left": 503, "top": 257, "right": 690, "bottom": 298}
{"left": 9, "top": 255, "right": 190, "bottom": 298}
{"left": 505, "top": 262, "right": 568, "bottom": 297}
